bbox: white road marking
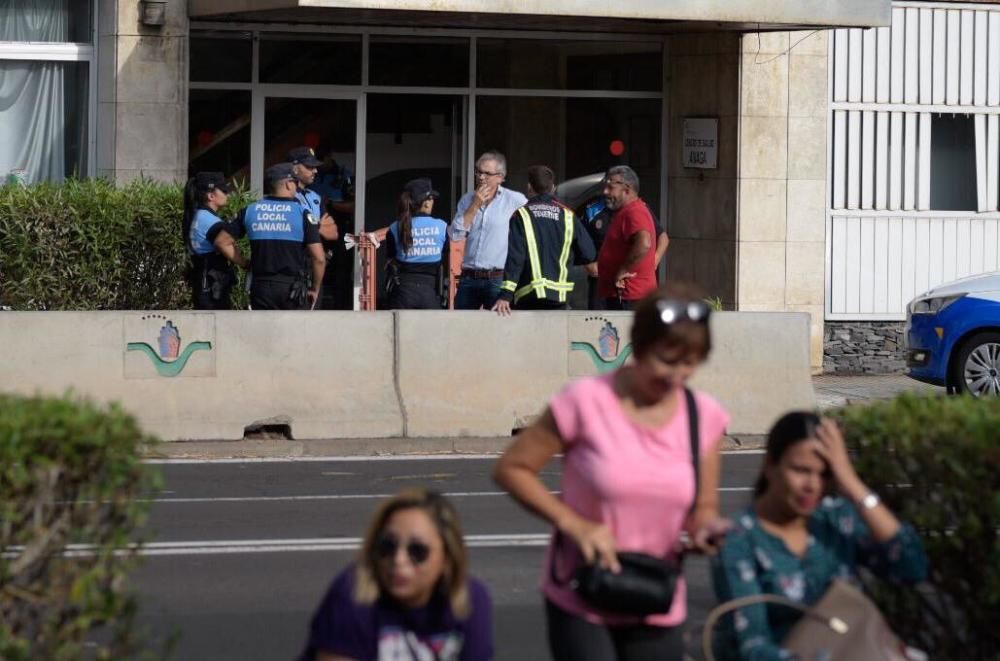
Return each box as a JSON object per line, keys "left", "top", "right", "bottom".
{"left": 150, "top": 490, "right": 519, "bottom": 504}
{"left": 146, "top": 449, "right": 764, "bottom": 465}
{"left": 150, "top": 487, "right": 752, "bottom": 504}
{"left": 144, "top": 454, "right": 506, "bottom": 465}
{"left": 3, "top": 534, "right": 552, "bottom": 558}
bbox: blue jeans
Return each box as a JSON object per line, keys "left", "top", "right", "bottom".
{"left": 455, "top": 277, "right": 503, "bottom": 310}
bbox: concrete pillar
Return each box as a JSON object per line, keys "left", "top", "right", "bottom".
{"left": 736, "top": 30, "right": 828, "bottom": 371}
{"left": 97, "top": 0, "right": 188, "bottom": 184}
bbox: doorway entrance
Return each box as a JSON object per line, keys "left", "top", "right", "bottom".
{"left": 364, "top": 93, "right": 467, "bottom": 308}
{"left": 256, "top": 92, "right": 360, "bottom": 309}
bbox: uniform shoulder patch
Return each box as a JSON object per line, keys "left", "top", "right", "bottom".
{"left": 305, "top": 211, "right": 318, "bottom": 225}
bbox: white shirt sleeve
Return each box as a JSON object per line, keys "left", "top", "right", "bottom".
{"left": 449, "top": 192, "right": 473, "bottom": 241}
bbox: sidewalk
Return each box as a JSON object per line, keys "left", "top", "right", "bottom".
{"left": 146, "top": 374, "right": 941, "bottom": 460}
{"left": 813, "top": 373, "right": 938, "bottom": 409}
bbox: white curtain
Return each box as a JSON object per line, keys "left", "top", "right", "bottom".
{"left": 0, "top": 0, "right": 69, "bottom": 41}
{"left": 0, "top": 0, "right": 70, "bottom": 183}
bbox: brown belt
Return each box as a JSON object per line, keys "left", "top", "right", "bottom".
{"left": 461, "top": 268, "right": 504, "bottom": 279}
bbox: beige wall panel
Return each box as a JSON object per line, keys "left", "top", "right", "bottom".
{"left": 738, "top": 178, "right": 788, "bottom": 242}
{"left": 786, "top": 179, "right": 827, "bottom": 244}
{"left": 737, "top": 241, "right": 787, "bottom": 308}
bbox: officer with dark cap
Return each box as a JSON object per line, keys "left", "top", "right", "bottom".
{"left": 288, "top": 146, "right": 338, "bottom": 242}
{"left": 182, "top": 171, "right": 249, "bottom": 309}
{"left": 233, "top": 163, "right": 326, "bottom": 310}
{"left": 384, "top": 177, "right": 449, "bottom": 309}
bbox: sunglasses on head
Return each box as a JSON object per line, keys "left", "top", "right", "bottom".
{"left": 655, "top": 298, "right": 712, "bottom": 325}
{"left": 376, "top": 533, "right": 431, "bottom": 565}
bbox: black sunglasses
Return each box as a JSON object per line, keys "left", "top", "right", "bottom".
{"left": 655, "top": 298, "right": 712, "bottom": 325}
{"left": 376, "top": 533, "right": 431, "bottom": 565}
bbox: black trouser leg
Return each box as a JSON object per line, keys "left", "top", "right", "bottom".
{"left": 545, "top": 600, "right": 684, "bottom": 661}
{"left": 251, "top": 279, "right": 297, "bottom": 310}
{"left": 546, "top": 600, "right": 618, "bottom": 661}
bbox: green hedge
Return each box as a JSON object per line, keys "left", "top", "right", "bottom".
{"left": 0, "top": 179, "right": 253, "bottom": 310}
{"left": 835, "top": 394, "right": 1000, "bottom": 659}
{"left": 0, "top": 393, "right": 163, "bottom": 659}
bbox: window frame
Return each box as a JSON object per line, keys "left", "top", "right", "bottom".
{"left": 0, "top": 5, "right": 98, "bottom": 181}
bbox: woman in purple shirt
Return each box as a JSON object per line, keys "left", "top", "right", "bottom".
{"left": 301, "top": 489, "right": 494, "bottom": 661}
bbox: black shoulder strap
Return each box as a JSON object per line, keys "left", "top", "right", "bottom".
{"left": 550, "top": 388, "right": 702, "bottom": 584}
{"left": 685, "top": 387, "right": 701, "bottom": 516}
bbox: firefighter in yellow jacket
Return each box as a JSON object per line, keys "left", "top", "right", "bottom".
{"left": 492, "top": 165, "right": 596, "bottom": 315}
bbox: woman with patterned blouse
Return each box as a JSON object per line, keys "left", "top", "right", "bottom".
{"left": 711, "top": 412, "right": 928, "bottom": 660}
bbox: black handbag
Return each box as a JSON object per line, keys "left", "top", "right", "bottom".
{"left": 551, "top": 388, "right": 701, "bottom": 617}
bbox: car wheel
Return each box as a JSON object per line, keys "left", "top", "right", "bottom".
{"left": 953, "top": 331, "right": 1000, "bottom": 397}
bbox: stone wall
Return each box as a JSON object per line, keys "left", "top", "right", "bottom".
{"left": 823, "top": 321, "right": 907, "bottom": 374}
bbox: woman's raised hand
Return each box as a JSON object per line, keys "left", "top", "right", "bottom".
{"left": 812, "top": 417, "right": 864, "bottom": 496}
{"left": 563, "top": 516, "right": 621, "bottom": 573}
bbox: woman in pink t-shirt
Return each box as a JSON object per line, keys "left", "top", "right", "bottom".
{"left": 494, "top": 285, "right": 732, "bottom": 661}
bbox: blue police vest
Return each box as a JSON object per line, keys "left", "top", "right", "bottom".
{"left": 243, "top": 199, "right": 306, "bottom": 243}
{"left": 390, "top": 216, "right": 447, "bottom": 264}
{"left": 189, "top": 208, "right": 224, "bottom": 256}
{"left": 296, "top": 189, "right": 322, "bottom": 219}
{"left": 585, "top": 199, "right": 606, "bottom": 222}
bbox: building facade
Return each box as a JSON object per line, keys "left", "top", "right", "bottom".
{"left": 1, "top": 0, "right": 893, "bottom": 370}
{"left": 825, "top": 0, "right": 1000, "bottom": 373}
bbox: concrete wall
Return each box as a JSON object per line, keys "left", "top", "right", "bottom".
{"left": 0, "top": 312, "right": 403, "bottom": 440}
{"left": 0, "top": 310, "right": 813, "bottom": 440}
{"left": 97, "top": 0, "right": 189, "bottom": 183}
{"left": 666, "top": 33, "right": 741, "bottom": 311}
{"left": 736, "top": 30, "right": 829, "bottom": 372}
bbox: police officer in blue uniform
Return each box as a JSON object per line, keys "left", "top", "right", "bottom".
{"left": 383, "top": 178, "right": 448, "bottom": 309}
{"left": 234, "top": 163, "right": 326, "bottom": 310}
{"left": 182, "top": 171, "right": 249, "bottom": 309}
{"left": 289, "top": 146, "right": 340, "bottom": 308}
{"left": 289, "top": 146, "right": 339, "bottom": 243}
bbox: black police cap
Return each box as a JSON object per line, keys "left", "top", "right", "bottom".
{"left": 287, "top": 146, "right": 322, "bottom": 167}
{"left": 404, "top": 177, "right": 439, "bottom": 203}
{"left": 264, "top": 163, "right": 296, "bottom": 183}
{"left": 192, "top": 171, "right": 230, "bottom": 194}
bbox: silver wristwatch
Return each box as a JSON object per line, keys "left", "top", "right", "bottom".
{"left": 860, "top": 492, "right": 880, "bottom": 510}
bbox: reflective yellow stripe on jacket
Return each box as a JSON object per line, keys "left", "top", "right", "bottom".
{"left": 513, "top": 207, "right": 576, "bottom": 303}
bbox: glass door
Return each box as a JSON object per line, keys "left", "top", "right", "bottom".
{"left": 364, "top": 93, "right": 467, "bottom": 309}
{"left": 253, "top": 91, "right": 360, "bottom": 309}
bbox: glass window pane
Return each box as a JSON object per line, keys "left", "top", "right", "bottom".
{"left": 930, "top": 113, "right": 977, "bottom": 211}
{"left": 369, "top": 36, "right": 468, "bottom": 87}
{"left": 477, "top": 38, "right": 662, "bottom": 91}
{"left": 475, "top": 96, "right": 661, "bottom": 213}
{"left": 264, "top": 97, "right": 358, "bottom": 309}
{"left": 188, "top": 90, "right": 251, "bottom": 183}
{"left": 0, "top": 0, "right": 93, "bottom": 43}
{"left": 190, "top": 32, "right": 252, "bottom": 83}
{"left": 259, "top": 34, "right": 361, "bottom": 85}
{"left": 0, "top": 60, "right": 88, "bottom": 183}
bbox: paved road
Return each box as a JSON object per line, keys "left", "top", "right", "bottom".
{"left": 134, "top": 452, "right": 763, "bottom": 660}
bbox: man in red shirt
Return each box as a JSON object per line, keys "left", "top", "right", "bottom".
{"left": 595, "top": 165, "right": 657, "bottom": 310}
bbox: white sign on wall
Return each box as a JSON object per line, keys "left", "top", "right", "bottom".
{"left": 682, "top": 118, "right": 718, "bottom": 169}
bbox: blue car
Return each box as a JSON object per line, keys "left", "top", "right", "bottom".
{"left": 906, "top": 272, "right": 1000, "bottom": 396}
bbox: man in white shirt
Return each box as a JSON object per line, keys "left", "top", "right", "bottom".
{"left": 448, "top": 151, "right": 528, "bottom": 310}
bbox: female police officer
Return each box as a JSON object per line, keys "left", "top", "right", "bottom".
{"left": 183, "top": 171, "right": 249, "bottom": 309}
{"left": 384, "top": 178, "right": 448, "bottom": 309}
